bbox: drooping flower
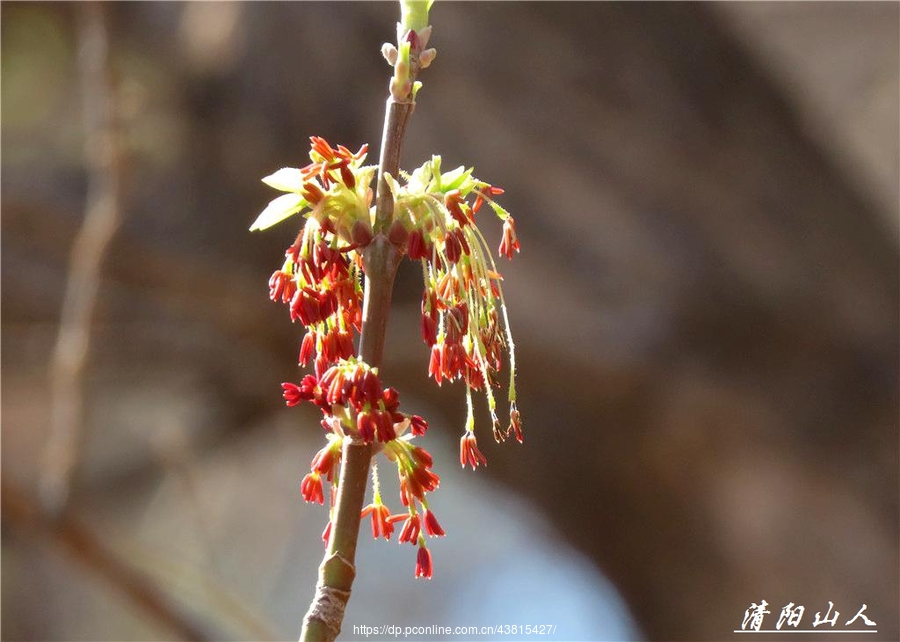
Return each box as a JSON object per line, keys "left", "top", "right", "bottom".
{"left": 422, "top": 509, "right": 445, "bottom": 537}
{"left": 361, "top": 501, "right": 394, "bottom": 541}
{"left": 300, "top": 472, "right": 324, "bottom": 505}
{"left": 459, "top": 432, "right": 487, "bottom": 470}
{"left": 382, "top": 155, "right": 523, "bottom": 456}
{"left": 508, "top": 403, "right": 523, "bottom": 443}
{"left": 391, "top": 512, "right": 421, "bottom": 544}
{"left": 498, "top": 217, "right": 520, "bottom": 260}
{"left": 415, "top": 542, "right": 433, "bottom": 579}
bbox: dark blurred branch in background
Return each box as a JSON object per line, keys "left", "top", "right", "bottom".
{"left": 2, "top": 480, "right": 211, "bottom": 642}
{"left": 41, "top": 2, "right": 126, "bottom": 515}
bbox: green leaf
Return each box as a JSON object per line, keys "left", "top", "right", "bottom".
{"left": 440, "top": 165, "right": 473, "bottom": 192}
{"left": 262, "top": 168, "right": 306, "bottom": 192}
{"left": 249, "top": 193, "right": 306, "bottom": 231}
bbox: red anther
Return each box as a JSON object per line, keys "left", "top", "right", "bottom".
{"left": 303, "top": 182, "right": 325, "bottom": 205}
{"left": 340, "top": 163, "right": 356, "bottom": 189}
{"left": 509, "top": 404, "right": 523, "bottom": 443}
{"left": 392, "top": 513, "right": 420, "bottom": 544}
{"left": 422, "top": 510, "right": 445, "bottom": 537}
{"left": 428, "top": 344, "right": 443, "bottom": 384}
{"left": 310, "top": 136, "right": 335, "bottom": 161}
{"left": 460, "top": 433, "right": 488, "bottom": 469}
{"left": 373, "top": 409, "right": 395, "bottom": 442}
{"left": 444, "top": 230, "right": 462, "bottom": 263}
{"left": 299, "top": 330, "right": 316, "bottom": 366}
{"left": 361, "top": 503, "right": 393, "bottom": 540}
{"left": 410, "top": 445, "right": 433, "bottom": 468}
{"left": 407, "top": 229, "right": 428, "bottom": 260}
{"left": 357, "top": 411, "right": 376, "bottom": 442}
{"left": 498, "top": 217, "right": 520, "bottom": 259}
{"left": 310, "top": 442, "right": 339, "bottom": 481}
{"left": 421, "top": 312, "right": 437, "bottom": 346}
{"left": 382, "top": 387, "right": 400, "bottom": 413}
{"left": 410, "top": 414, "right": 428, "bottom": 436}
{"left": 415, "top": 546, "right": 433, "bottom": 579}
{"left": 281, "top": 382, "right": 305, "bottom": 407}
{"left": 300, "top": 472, "right": 324, "bottom": 504}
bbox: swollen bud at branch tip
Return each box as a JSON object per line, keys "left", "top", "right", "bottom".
{"left": 419, "top": 48, "right": 437, "bottom": 69}
{"left": 382, "top": 43, "right": 399, "bottom": 66}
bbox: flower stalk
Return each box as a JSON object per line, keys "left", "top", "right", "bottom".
{"left": 298, "top": 6, "right": 430, "bottom": 641}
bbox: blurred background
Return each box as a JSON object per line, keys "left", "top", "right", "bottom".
{"left": 2, "top": 2, "right": 898, "bottom": 641}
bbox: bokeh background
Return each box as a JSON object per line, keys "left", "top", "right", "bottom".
{"left": 2, "top": 2, "right": 898, "bottom": 641}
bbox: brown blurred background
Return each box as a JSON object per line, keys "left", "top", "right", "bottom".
{"left": 2, "top": 2, "right": 898, "bottom": 641}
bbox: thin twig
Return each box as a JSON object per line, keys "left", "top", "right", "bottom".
{"left": 2, "top": 480, "right": 211, "bottom": 642}
{"left": 41, "top": 1, "right": 125, "bottom": 515}
{"left": 299, "top": 18, "right": 427, "bottom": 642}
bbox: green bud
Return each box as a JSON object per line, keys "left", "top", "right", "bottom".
{"left": 400, "top": 0, "right": 433, "bottom": 32}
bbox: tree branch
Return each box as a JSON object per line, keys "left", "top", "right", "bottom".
{"left": 41, "top": 1, "right": 125, "bottom": 516}
{"left": 299, "top": 16, "right": 428, "bottom": 641}
{"left": 2, "top": 481, "right": 211, "bottom": 642}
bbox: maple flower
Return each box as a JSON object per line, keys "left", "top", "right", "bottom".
{"left": 282, "top": 382, "right": 308, "bottom": 407}
{"left": 381, "top": 154, "right": 523, "bottom": 457}
{"left": 268, "top": 268, "right": 297, "bottom": 303}
{"left": 460, "top": 432, "right": 488, "bottom": 470}
{"left": 390, "top": 512, "right": 421, "bottom": 544}
{"left": 361, "top": 501, "right": 394, "bottom": 540}
{"left": 310, "top": 436, "right": 342, "bottom": 482}
{"left": 300, "top": 472, "right": 324, "bottom": 504}
{"left": 498, "top": 217, "right": 520, "bottom": 259}
{"left": 508, "top": 403, "right": 523, "bottom": 443}
{"left": 422, "top": 509, "right": 445, "bottom": 537}
{"left": 415, "top": 541, "right": 433, "bottom": 579}
{"left": 409, "top": 414, "right": 428, "bottom": 436}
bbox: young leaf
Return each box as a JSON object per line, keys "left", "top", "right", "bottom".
{"left": 440, "top": 165, "right": 473, "bottom": 192}
{"left": 249, "top": 193, "right": 307, "bottom": 231}
{"left": 262, "top": 168, "right": 306, "bottom": 193}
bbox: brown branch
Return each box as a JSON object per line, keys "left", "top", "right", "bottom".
{"left": 2, "top": 481, "right": 211, "bottom": 642}
{"left": 299, "top": 16, "right": 430, "bottom": 642}
{"left": 41, "top": 1, "right": 125, "bottom": 515}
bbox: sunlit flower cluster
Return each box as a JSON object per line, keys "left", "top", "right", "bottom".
{"left": 285, "top": 357, "right": 442, "bottom": 577}
{"left": 252, "top": 138, "right": 522, "bottom": 579}
{"left": 384, "top": 157, "right": 523, "bottom": 460}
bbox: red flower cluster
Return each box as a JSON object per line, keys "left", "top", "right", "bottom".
{"left": 350, "top": 436, "right": 445, "bottom": 580}
{"left": 284, "top": 351, "right": 442, "bottom": 578}
{"left": 269, "top": 232, "right": 363, "bottom": 377}
{"left": 282, "top": 359, "right": 428, "bottom": 446}
{"left": 305, "top": 136, "right": 368, "bottom": 194}
{"left": 390, "top": 173, "right": 523, "bottom": 459}
{"left": 257, "top": 140, "right": 527, "bottom": 580}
